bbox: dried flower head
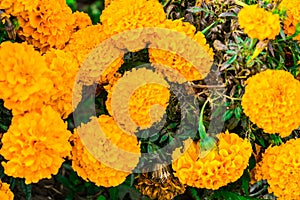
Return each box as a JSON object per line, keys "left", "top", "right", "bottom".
{"left": 172, "top": 132, "right": 252, "bottom": 190}
{"left": 238, "top": 5, "right": 280, "bottom": 40}
{"left": 0, "top": 106, "right": 72, "bottom": 184}
{"left": 136, "top": 164, "right": 185, "bottom": 200}
{"left": 255, "top": 139, "right": 300, "bottom": 199}
{"left": 241, "top": 69, "right": 300, "bottom": 137}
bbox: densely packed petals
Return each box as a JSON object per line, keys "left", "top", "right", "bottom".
{"left": 172, "top": 132, "right": 252, "bottom": 190}
{"left": 254, "top": 139, "right": 300, "bottom": 199}
{"left": 0, "top": 106, "right": 72, "bottom": 184}
{"left": 71, "top": 115, "right": 140, "bottom": 187}
{"left": 238, "top": 5, "right": 280, "bottom": 40}
{"left": 241, "top": 69, "right": 300, "bottom": 137}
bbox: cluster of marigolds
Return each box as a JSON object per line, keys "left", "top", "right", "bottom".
{"left": 0, "top": 0, "right": 299, "bottom": 199}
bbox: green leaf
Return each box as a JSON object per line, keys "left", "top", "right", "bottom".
{"left": 234, "top": 105, "right": 242, "bottom": 120}
{"left": 97, "top": 195, "right": 107, "bottom": 200}
{"left": 223, "top": 109, "right": 234, "bottom": 121}
{"left": 241, "top": 170, "right": 250, "bottom": 196}
{"left": 147, "top": 144, "right": 154, "bottom": 153}
{"left": 249, "top": 154, "right": 256, "bottom": 170}
{"left": 226, "top": 54, "right": 237, "bottom": 65}
{"left": 109, "top": 187, "right": 119, "bottom": 200}
{"left": 189, "top": 187, "right": 201, "bottom": 200}
{"left": 149, "top": 132, "right": 160, "bottom": 142}
{"left": 159, "top": 134, "right": 169, "bottom": 143}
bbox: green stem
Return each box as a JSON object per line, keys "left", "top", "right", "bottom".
{"left": 198, "top": 99, "right": 209, "bottom": 139}
{"left": 201, "top": 21, "right": 218, "bottom": 35}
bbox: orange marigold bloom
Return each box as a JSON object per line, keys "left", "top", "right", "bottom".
{"left": 105, "top": 68, "right": 170, "bottom": 132}
{"left": 72, "top": 11, "right": 92, "bottom": 31}
{"left": 0, "top": 42, "right": 53, "bottom": 116}
{"left": 0, "top": 106, "right": 72, "bottom": 184}
{"left": 172, "top": 132, "right": 252, "bottom": 190}
{"left": 44, "top": 49, "right": 79, "bottom": 119}
{"left": 100, "top": 0, "right": 166, "bottom": 36}
{"left": 0, "top": 181, "right": 14, "bottom": 200}
{"left": 279, "top": 0, "right": 300, "bottom": 41}
{"left": 71, "top": 116, "right": 140, "bottom": 187}
{"left": 238, "top": 5, "right": 280, "bottom": 40}
{"left": 64, "top": 24, "right": 124, "bottom": 84}
{"left": 0, "top": 0, "right": 90, "bottom": 52}
{"left": 148, "top": 19, "right": 214, "bottom": 82}
{"left": 241, "top": 69, "right": 300, "bottom": 137}
{"left": 255, "top": 139, "right": 300, "bottom": 199}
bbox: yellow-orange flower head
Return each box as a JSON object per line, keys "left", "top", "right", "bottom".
{"left": 64, "top": 24, "right": 124, "bottom": 84}
{"left": 44, "top": 49, "right": 79, "bottom": 119}
{"left": 71, "top": 115, "right": 140, "bottom": 187}
{"left": 172, "top": 132, "right": 252, "bottom": 190}
{"left": 0, "top": 42, "right": 53, "bottom": 116}
{"left": 255, "top": 139, "right": 300, "bottom": 199}
{"left": 0, "top": 106, "right": 72, "bottom": 184}
{"left": 106, "top": 68, "right": 170, "bottom": 133}
{"left": 0, "top": 182, "right": 14, "bottom": 200}
{"left": 148, "top": 19, "right": 214, "bottom": 82}
{"left": 241, "top": 69, "right": 300, "bottom": 137}
{"left": 100, "top": 0, "right": 166, "bottom": 36}
{"left": 279, "top": 0, "right": 300, "bottom": 41}
{"left": 238, "top": 5, "right": 280, "bottom": 40}
{"left": 0, "top": 0, "right": 91, "bottom": 52}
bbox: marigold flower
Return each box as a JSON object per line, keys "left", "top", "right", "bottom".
{"left": 241, "top": 69, "right": 300, "bottom": 137}
{"left": 254, "top": 139, "right": 300, "bottom": 199}
{"left": 71, "top": 115, "right": 140, "bottom": 187}
{"left": 0, "top": 42, "right": 53, "bottom": 116}
{"left": 238, "top": 5, "right": 280, "bottom": 40}
{"left": 44, "top": 49, "right": 79, "bottom": 119}
{"left": 105, "top": 68, "right": 170, "bottom": 132}
{"left": 279, "top": 0, "right": 300, "bottom": 41}
{"left": 64, "top": 24, "right": 124, "bottom": 84}
{"left": 0, "top": 106, "right": 72, "bottom": 184}
{"left": 0, "top": 182, "right": 14, "bottom": 200}
{"left": 172, "top": 132, "right": 252, "bottom": 190}
{"left": 72, "top": 11, "right": 92, "bottom": 31}
{"left": 0, "top": 0, "right": 90, "bottom": 52}
{"left": 100, "top": 0, "right": 166, "bottom": 36}
{"left": 148, "top": 19, "right": 214, "bottom": 82}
